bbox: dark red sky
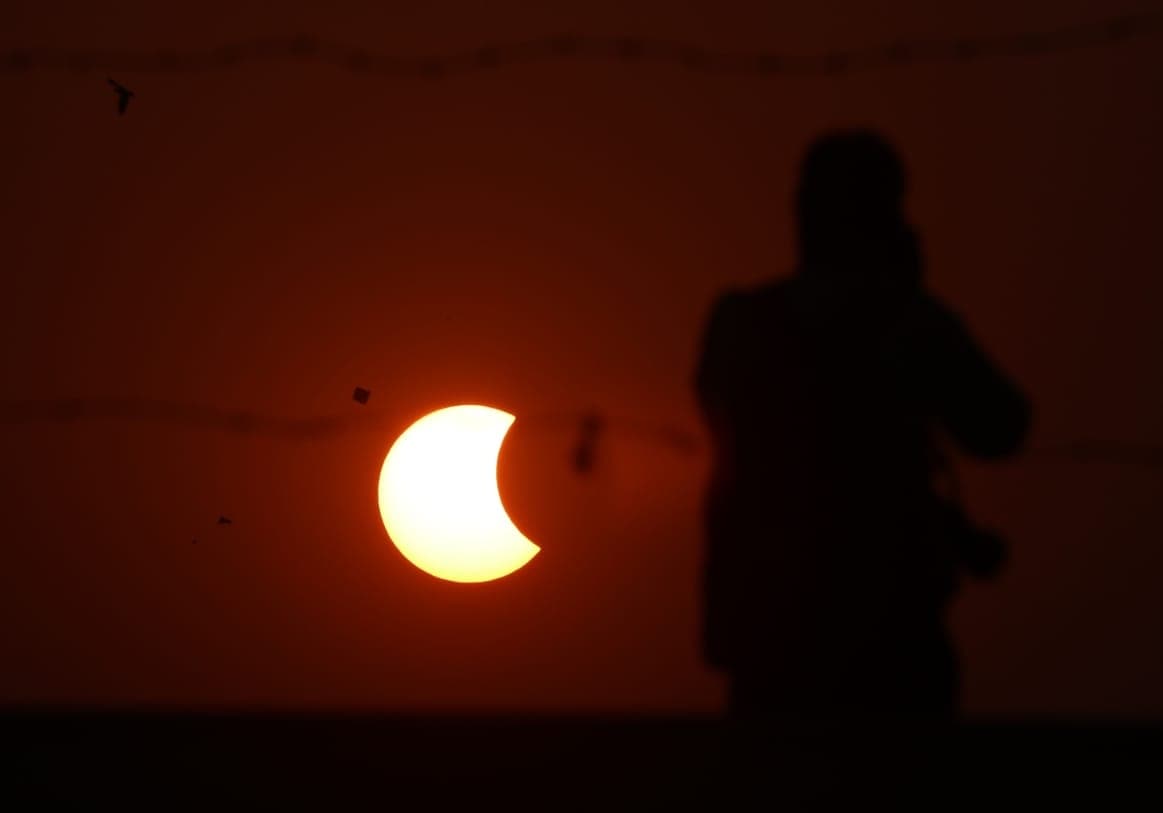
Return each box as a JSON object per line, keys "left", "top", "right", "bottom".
{"left": 1, "top": 0, "right": 1160, "bottom": 716}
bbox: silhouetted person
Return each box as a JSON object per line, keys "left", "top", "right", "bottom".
{"left": 695, "top": 130, "right": 1031, "bottom": 729}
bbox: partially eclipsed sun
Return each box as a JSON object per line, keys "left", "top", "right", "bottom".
{"left": 378, "top": 404, "right": 539, "bottom": 583}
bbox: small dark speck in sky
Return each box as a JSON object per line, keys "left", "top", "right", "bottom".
{"left": 106, "top": 77, "right": 134, "bottom": 115}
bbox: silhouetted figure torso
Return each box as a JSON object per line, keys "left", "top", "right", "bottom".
{"left": 695, "top": 132, "right": 1030, "bottom": 726}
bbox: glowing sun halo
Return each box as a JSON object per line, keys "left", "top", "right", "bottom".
{"left": 377, "top": 404, "right": 540, "bottom": 583}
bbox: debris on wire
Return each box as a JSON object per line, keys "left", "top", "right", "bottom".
{"left": 106, "top": 77, "right": 134, "bottom": 114}
{"left": 572, "top": 410, "right": 605, "bottom": 474}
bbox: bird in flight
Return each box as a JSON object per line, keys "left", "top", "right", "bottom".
{"left": 217, "top": 516, "right": 232, "bottom": 526}
{"left": 106, "top": 77, "right": 134, "bottom": 115}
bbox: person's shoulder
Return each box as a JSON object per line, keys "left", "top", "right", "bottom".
{"left": 751, "top": 276, "right": 799, "bottom": 300}
{"left": 703, "top": 288, "right": 745, "bottom": 329}
{"left": 710, "top": 277, "right": 796, "bottom": 314}
{"left": 911, "top": 289, "right": 968, "bottom": 333}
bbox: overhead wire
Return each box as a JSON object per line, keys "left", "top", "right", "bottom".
{"left": 1, "top": 11, "right": 1160, "bottom": 79}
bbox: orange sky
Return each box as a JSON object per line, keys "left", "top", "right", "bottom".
{"left": 1, "top": 0, "right": 1161, "bottom": 716}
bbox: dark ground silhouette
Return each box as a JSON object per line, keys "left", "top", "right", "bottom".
{"left": 2, "top": 712, "right": 1158, "bottom": 808}
{"left": 695, "top": 130, "right": 1031, "bottom": 729}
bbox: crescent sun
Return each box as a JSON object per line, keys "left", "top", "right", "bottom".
{"left": 377, "top": 404, "right": 540, "bottom": 583}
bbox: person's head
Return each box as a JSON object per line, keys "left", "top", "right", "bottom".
{"left": 795, "top": 130, "right": 911, "bottom": 275}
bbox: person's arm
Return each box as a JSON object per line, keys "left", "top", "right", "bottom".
{"left": 694, "top": 290, "right": 745, "bottom": 670}
{"left": 695, "top": 290, "right": 745, "bottom": 427}
{"left": 696, "top": 289, "right": 758, "bottom": 493}
{"left": 922, "top": 299, "right": 1032, "bottom": 459}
